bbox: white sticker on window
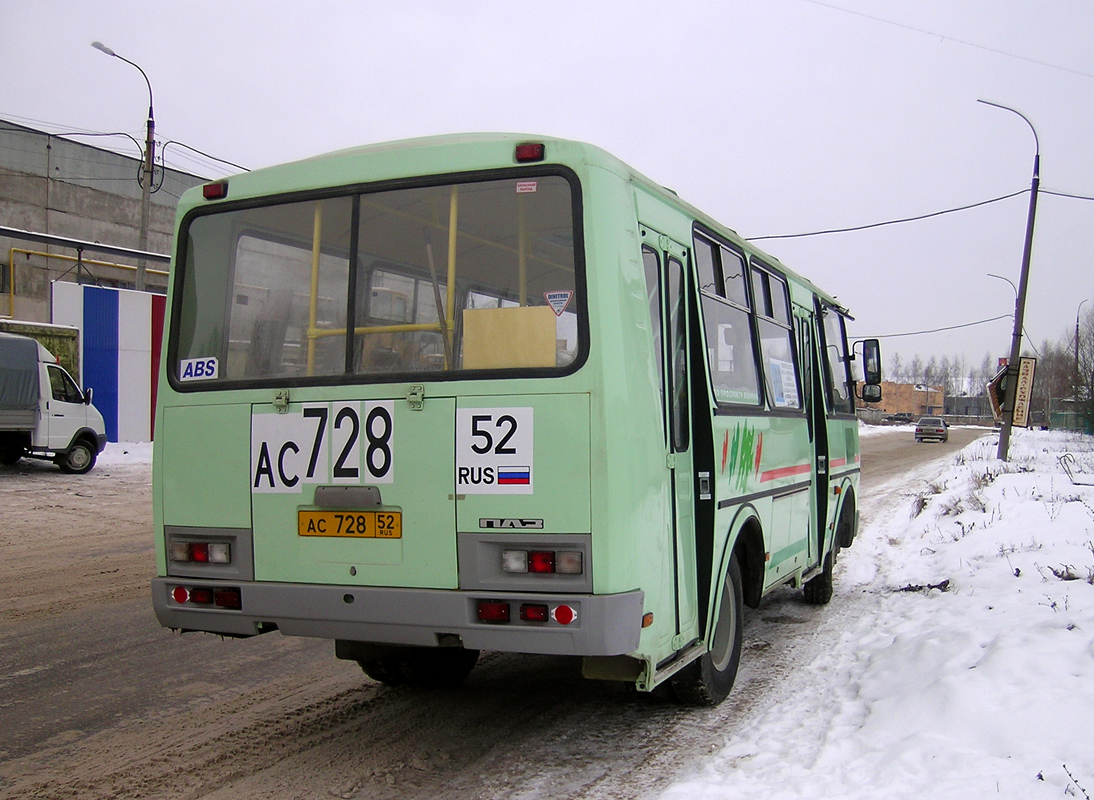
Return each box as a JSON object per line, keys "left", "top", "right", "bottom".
{"left": 516, "top": 181, "right": 538, "bottom": 194}
{"left": 544, "top": 290, "right": 573, "bottom": 317}
{"left": 179, "top": 357, "right": 218, "bottom": 381}
{"left": 456, "top": 407, "right": 533, "bottom": 494}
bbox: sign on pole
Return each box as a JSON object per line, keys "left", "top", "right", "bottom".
{"left": 1012, "top": 357, "right": 1037, "bottom": 428}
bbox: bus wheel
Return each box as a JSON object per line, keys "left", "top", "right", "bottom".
{"left": 804, "top": 551, "right": 834, "bottom": 605}
{"left": 397, "top": 648, "right": 480, "bottom": 688}
{"left": 359, "top": 647, "right": 480, "bottom": 689}
{"left": 58, "top": 440, "right": 96, "bottom": 474}
{"left": 358, "top": 657, "right": 409, "bottom": 686}
{"left": 671, "top": 554, "right": 744, "bottom": 706}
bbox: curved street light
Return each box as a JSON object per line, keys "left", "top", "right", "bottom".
{"left": 92, "top": 41, "right": 155, "bottom": 292}
{"left": 978, "top": 100, "right": 1040, "bottom": 460}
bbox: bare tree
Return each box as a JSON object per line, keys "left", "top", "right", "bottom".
{"left": 1078, "top": 309, "right": 1094, "bottom": 430}
{"left": 886, "top": 351, "right": 904, "bottom": 383}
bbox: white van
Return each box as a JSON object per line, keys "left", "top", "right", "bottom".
{"left": 0, "top": 332, "right": 108, "bottom": 473}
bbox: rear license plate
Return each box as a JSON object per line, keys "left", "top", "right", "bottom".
{"left": 298, "top": 510, "right": 402, "bottom": 538}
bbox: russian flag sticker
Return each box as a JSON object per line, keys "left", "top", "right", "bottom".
{"left": 497, "top": 466, "right": 531, "bottom": 485}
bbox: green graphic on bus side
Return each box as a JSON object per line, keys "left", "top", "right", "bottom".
{"left": 721, "top": 424, "right": 763, "bottom": 492}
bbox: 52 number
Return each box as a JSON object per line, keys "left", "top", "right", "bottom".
{"left": 469, "top": 414, "right": 518, "bottom": 455}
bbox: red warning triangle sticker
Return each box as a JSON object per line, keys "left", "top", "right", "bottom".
{"left": 544, "top": 291, "right": 573, "bottom": 316}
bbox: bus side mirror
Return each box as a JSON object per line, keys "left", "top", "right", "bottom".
{"left": 861, "top": 338, "right": 882, "bottom": 385}
{"left": 861, "top": 383, "right": 882, "bottom": 403}
{"left": 84, "top": 387, "right": 94, "bottom": 406}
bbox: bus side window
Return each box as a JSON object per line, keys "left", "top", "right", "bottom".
{"left": 693, "top": 234, "right": 761, "bottom": 406}
{"left": 642, "top": 246, "right": 665, "bottom": 420}
{"left": 667, "top": 256, "right": 689, "bottom": 451}
{"left": 820, "top": 305, "right": 853, "bottom": 414}
{"left": 751, "top": 263, "right": 801, "bottom": 410}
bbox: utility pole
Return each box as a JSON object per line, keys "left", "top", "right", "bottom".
{"left": 979, "top": 100, "right": 1040, "bottom": 461}
{"left": 92, "top": 41, "right": 155, "bottom": 292}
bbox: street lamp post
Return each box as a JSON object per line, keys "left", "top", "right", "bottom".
{"left": 92, "top": 41, "right": 154, "bottom": 293}
{"left": 979, "top": 100, "right": 1040, "bottom": 461}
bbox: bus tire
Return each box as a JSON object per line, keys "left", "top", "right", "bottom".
{"left": 804, "top": 551, "right": 834, "bottom": 605}
{"left": 397, "top": 647, "right": 480, "bottom": 688}
{"left": 671, "top": 553, "right": 743, "bottom": 706}
{"left": 359, "top": 647, "right": 479, "bottom": 689}
{"left": 358, "top": 657, "right": 409, "bottom": 687}
{"left": 58, "top": 439, "right": 96, "bottom": 474}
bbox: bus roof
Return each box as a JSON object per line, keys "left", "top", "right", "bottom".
{"left": 187, "top": 133, "right": 846, "bottom": 314}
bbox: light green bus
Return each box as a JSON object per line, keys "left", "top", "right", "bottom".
{"left": 152, "top": 134, "right": 881, "bottom": 705}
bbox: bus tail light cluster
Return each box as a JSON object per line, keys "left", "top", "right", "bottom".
{"left": 501, "top": 549, "right": 582, "bottom": 575}
{"left": 169, "top": 541, "right": 231, "bottom": 564}
{"left": 476, "top": 600, "right": 577, "bottom": 625}
{"left": 171, "top": 585, "right": 242, "bottom": 610}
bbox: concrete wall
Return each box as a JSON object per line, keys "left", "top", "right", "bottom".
{"left": 871, "top": 382, "right": 946, "bottom": 416}
{"left": 0, "top": 119, "right": 205, "bottom": 321}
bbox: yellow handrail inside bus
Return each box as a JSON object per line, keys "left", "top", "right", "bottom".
{"left": 518, "top": 193, "right": 528, "bottom": 306}
{"left": 307, "top": 321, "right": 446, "bottom": 339}
{"left": 306, "top": 203, "right": 323, "bottom": 376}
{"left": 445, "top": 186, "right": 458, "bottom": 333}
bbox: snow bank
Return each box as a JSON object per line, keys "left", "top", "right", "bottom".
{"left": 97, "top": 441, "right": 153, "bottom": 466}
{"left": 663, "top": 428, "right": 1094, "bottom": 800}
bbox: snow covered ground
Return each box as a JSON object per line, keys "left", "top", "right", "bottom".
{"left": 663, "top": 427, "right": 1094, "bottom": 800}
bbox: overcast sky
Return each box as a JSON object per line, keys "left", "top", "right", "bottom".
{"left": 3, "top": 1, "right": 1093, "bottom": 376}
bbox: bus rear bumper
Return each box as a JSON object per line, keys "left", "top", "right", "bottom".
{"left": 151, "top": 578, "right": 644, "bottom": 657}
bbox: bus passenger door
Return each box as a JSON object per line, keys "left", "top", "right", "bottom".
{"left": 641, "top": 230, "right": 700, "bottom": 647}
{"left": 797, "top": 305, "right": 828, "bottom": 567}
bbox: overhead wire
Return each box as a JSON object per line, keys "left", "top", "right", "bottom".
{"left": 748, "top": 189, "right": 1029, "bottom": 241}
{"left": 800, "top": 0, "right": 1094, "bottom": 82}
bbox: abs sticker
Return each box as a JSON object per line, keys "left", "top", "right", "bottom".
{"left": 179, "top": 357, "right": 218, "bottom": 381}
{"left": 251, "top": 401, "right": 394, "bottom": 493}
{"left": 456, "top": 407, "right": 533, "bottom": 495}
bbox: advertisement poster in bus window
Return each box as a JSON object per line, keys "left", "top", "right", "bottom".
{"left": 769, "top": 359, "right": 800, "bottom": 408}
{"left": 456, "top": 407, "right": 533, "bottom": 494}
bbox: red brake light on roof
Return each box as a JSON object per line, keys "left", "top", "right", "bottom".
{"left": 515, "top": 143, "right": 545, "bottom": 163}
{"left": 203, "top": 181, "right": 229, "bottom": 200}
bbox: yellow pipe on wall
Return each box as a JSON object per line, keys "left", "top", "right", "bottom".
{"left": 5, "top": 247, "right": 171, "bottom": 319}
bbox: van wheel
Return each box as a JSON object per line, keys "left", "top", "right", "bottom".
{"left": 58, "top": 440, "right": 96, "bottom": 474}
{"left": 1, "top": 448, "right": 24, "bottom": 465}
{"left": 359, "top": 647, "right": 479, "bottom": 689}
{"left": 671, "top": 553, "right": 743, "bottom": 706}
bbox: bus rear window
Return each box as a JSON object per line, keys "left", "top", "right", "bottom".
{"left": 173, "top": 175, "right": 581, "bottom": 384}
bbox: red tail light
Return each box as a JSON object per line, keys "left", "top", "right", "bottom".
{"left": 528, "top": 551, "right": 555, "bottom": 573}
{"left": 214, "top": 589, "right": 242, "bottom": 609}
{"left": 477, "top": 600, "right": 510, "bottom": 623}
{"left": 519, "top": 603, "right": 549, "bottom": 622}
